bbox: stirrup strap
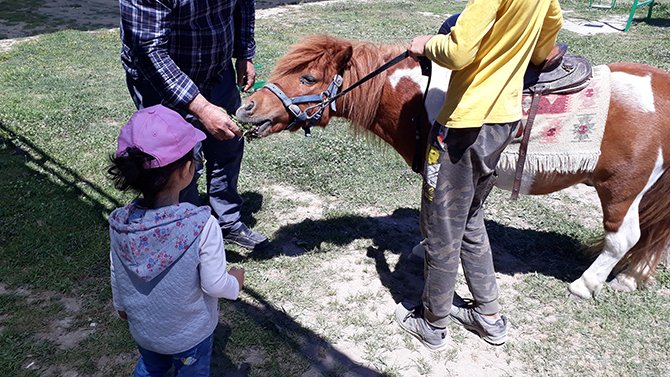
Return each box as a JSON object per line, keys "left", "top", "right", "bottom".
{"left": 511, "top": 92, "right": 542, "bottom": 200}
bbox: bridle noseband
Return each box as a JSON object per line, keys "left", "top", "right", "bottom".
{"left": 263, "top": 74, "right": 343, "bottom": 136}
{"left": 263, "top": 50, "right": 410, "bottom": 136}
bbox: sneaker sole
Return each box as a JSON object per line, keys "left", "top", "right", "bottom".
{"left": 395, "top": 315, "right": 449, "bottom": 351}
{"left": 449, "top": 317, "right": 508, "bottom": 345}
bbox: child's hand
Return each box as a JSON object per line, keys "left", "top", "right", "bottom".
{"left": 229, "top": 267, "right": 245, "bottom": 290}
{"left": 407, "top": 35, "right": 433, "bottom": 59}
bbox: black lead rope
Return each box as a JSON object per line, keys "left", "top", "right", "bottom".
{"left": 326, "top": 49, "right": 424, "bottom": 174}
{"left": 324, "top": 50, "right": 410, "bottom": 109}
{"left": 262, "top": 50, "right": 410, "bottom": 137}
{"left": 410, "top": 56, "right": 433, "bottom": 174}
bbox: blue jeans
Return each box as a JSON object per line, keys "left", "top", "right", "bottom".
{"left": 126, "top": 61, "right": 244, "bottom": 232}
{"left": 133, "top": 334, "right": 213, "bottom": 377}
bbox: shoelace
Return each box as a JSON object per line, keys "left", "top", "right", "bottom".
{"left": 403, "top": 306, "right": 422, "bottom": 321}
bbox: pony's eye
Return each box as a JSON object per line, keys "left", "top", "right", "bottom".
{"left": 300, "top": 74, "right": 317, "bottom": 85}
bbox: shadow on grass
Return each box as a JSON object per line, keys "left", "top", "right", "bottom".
{"left": 0, "top": 122, "right": 385, "bottom": 376}
{"left": 641, "top": 16, "right": 670, "bottom": 28}
{"left": 244, "top": 209, "right": 593, "bottom": 304}
{"left": 0, "top": 123, "right": 120, "bottom": 292}
{"left": 239, "top": 191, "right": 265, "bottom": 230}
{"left": 213, "top": 286, "right": 387, "bottom": 376}
{"left": 230, "top": 207, "right": 422, "bottom": 262}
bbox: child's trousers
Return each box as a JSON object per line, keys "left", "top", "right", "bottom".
{"left": 133, "top": 333, "right": 213, "bottom": 377}
{"left": 420, "top": 121, "right": 518, "bottom": 327}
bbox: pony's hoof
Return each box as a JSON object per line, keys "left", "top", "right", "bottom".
{"left": 568, "top": 291, "right": 587, "bottom": 301}
{"left": 568, "top": 278, "right": 595, "bottom": 299}
{"left": 609, "top": 274, "right": 637, "bottom": 292}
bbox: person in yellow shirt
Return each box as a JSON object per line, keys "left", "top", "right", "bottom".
{"left": 395, "top": 0, "right": 563, "bottom": 351}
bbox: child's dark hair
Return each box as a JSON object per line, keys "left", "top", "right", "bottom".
{"left": 108, "top": 147, "right": 194, "bottom": 205}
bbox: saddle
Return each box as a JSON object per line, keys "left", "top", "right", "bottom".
{"left": 433, "top": 13, "right": 594, "bottom": 198}
{"left": 511, "top": 44, "right": 593, "bottom": 199}
{"left": 523, "top": 44, "right": 593, "bottom": 95}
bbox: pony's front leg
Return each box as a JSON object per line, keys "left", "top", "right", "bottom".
{"left": 569, "top": 202, "right": 642, "bottom": 299}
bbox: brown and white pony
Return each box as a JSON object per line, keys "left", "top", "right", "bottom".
{"left": 236, "top": 35, "right": 670, "bottom": 299}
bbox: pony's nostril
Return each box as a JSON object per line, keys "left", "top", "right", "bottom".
{"left": 244, "top": 101, "right": 255, "bottom": 112}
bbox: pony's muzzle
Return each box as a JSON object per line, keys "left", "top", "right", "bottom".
{"left": 242, "top": 101, "right": 255, "bottom": 112}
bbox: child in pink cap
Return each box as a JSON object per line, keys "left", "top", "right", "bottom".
{"left": 108, "top": 105, "right": 244, "bottom": 376}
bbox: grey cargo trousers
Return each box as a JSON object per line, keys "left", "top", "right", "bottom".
{"left": 420, "top": 121, "right": 518, "bottom": 327}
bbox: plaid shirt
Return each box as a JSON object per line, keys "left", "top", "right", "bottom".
{"left": 120, "top": 0, "right": 256, "bottom": 109}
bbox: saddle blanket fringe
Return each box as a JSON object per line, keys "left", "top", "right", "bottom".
{"left": 498, "top": 65, "right": 611, "bottom": 175}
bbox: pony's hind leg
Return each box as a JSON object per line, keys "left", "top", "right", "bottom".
{"left": 609, "top": 264, "right": 649, "bottom": 292}
{"left": 611, "top": 163, "right": 670, "bottom": 292}
{"left": 569, "top": 148, "right": 666, "bottom": 298}
{"left": 568, "top": 199, "right": 642, "bottom": 299}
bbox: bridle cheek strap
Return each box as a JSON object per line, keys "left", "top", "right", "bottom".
{"left": 263, "top": 51, "right": 409, "bottom": 137}
{"left": 263, "top": 74, "right": 344, "bottom": 136}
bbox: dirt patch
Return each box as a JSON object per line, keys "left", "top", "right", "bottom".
{"left": 38, "top": 365, "right": 82, "bottom": 377}
{"left": 0, "top": 35, "right": 38, "bottom": 52}
{"left": 562, "top": 10, "right": 627, "bottom": 35}
{"left": 0, "top": 0, "right": 339, "bottom": 44}
{"left": 0, "top": 284, "right": 95, "bottom": 350}
{"left": 252, "top": 183, "right": 550, "bottom": 376}
{"left": 546, "top": 184, "right": 602, "bottom": 230}
{"left": 95, "top": 354, "right": 137, "bottom": 373}
{"left": 267, "top": 184, "right": 334, "bottom": 225}
{"left": 35, "top": 316, "right": 95, "bottom": 350}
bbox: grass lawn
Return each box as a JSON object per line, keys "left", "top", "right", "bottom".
{"left": 1, "top": 0, "right": 669, "bottom": 376}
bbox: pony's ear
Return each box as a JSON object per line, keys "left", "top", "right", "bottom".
{"left": 333, "top": 44, "right": 354, "bottom": 72}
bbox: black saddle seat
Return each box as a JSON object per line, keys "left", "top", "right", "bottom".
{"left": 523, "top": 44, "right": 593, "bottom": 95}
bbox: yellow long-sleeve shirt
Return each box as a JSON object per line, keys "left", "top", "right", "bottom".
{"left": 425, "top": 0, "right": 563, "bottom": 128}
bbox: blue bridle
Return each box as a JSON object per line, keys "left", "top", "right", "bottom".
{"left": 263, "top": 50, "right": 410, "bottom": 136}
{"left": 262, "top": 74, "right": 344, "bottom": 136}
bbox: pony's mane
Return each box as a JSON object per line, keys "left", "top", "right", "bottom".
{"left": 270, "top": 35, "right": 404, "bottom": 131}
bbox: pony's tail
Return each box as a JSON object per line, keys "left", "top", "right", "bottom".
{"left": 613, "top": 167, "right": 670, "bottom": 284}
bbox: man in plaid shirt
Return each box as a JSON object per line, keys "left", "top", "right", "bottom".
{"left": 119, "top": 0, "right": 268, "bottom": 250}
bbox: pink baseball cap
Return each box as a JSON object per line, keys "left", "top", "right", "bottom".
{"left": 116, "top": 105, "right": 206, "bottom": 169}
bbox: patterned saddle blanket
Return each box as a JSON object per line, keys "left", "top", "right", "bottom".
{"left": 498, "top": 65, "right": 611, "bottom": 175}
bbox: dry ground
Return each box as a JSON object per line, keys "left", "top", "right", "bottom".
{"left": 2, "top": 1, "right": 665, "bottom": 376}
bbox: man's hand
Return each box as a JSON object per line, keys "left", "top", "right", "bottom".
{"left": 235, "top": 58, "right": 257, "bottom": 92}
{"left": 408, "top": 35, "right": 434, "bottom": 59}
{"left": 188, "top": 94, "right": 241, "bottom": 140}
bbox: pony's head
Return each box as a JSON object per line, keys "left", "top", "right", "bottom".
{"left": 236, "top": 35, "right": 354, "bottom": 138}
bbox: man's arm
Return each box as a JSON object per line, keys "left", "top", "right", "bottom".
{"left": 120, "top": 0, "right": 240, "bottom": 139}
{"left": 530, "top": 0, "right": 563, "bottom": 65}
{"left": 119, "top": 0, "right": 200, "bottom": 109}
{"left": 233, "top": 0, "right": 256, "bottom": 61}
